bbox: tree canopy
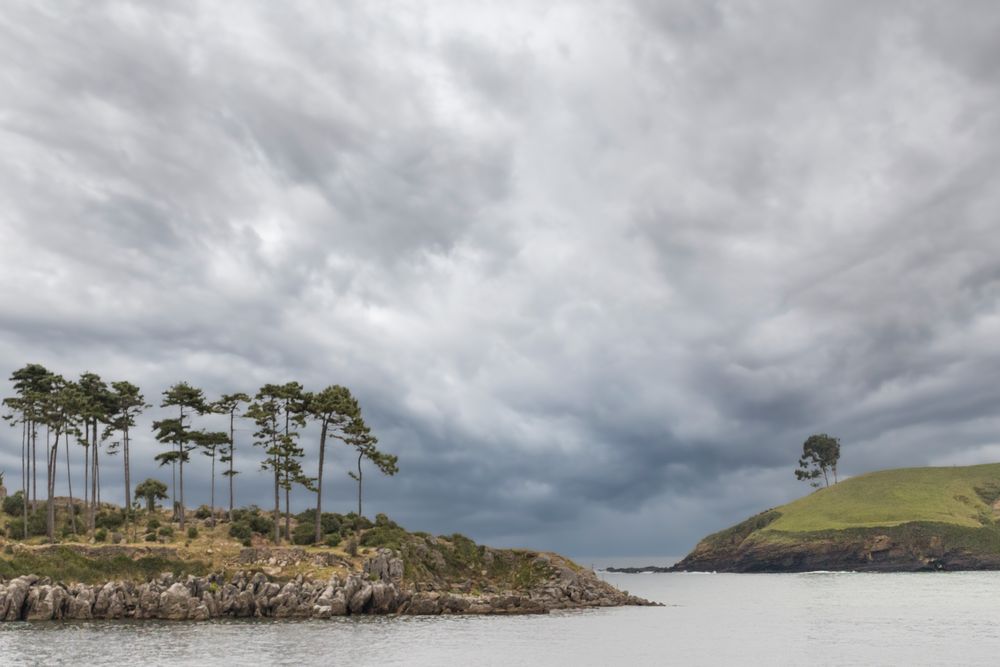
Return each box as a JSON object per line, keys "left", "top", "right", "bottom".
{"left": 795, "top": 433, "right": 841, "bottom": 487}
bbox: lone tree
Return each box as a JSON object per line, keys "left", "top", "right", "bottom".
{"left": 795, "top": 434, "right": 841, "bottom": 487}
{"left": 135, "top": 478, "right": 168, "bottom": 513}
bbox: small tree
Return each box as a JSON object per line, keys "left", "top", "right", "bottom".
{"left": 795, "top": 434, "right": 841, "bottom": 487}
{"left": 135, "top": 478, "right": 168, "bottom": 513}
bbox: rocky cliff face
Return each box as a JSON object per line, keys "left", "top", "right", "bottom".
{"left": 0, "top": 549, "right": 655, "bottom": 621}
{"left": 671, "top": 523, "right": 1000, "bottom": 573}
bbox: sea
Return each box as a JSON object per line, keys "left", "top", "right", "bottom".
{"left": 2, "top": 562, "right": 999, "bottom": 666}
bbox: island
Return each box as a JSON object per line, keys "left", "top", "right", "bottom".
{"left": 664, "top": 463, "right": 1000, "bottom": 573}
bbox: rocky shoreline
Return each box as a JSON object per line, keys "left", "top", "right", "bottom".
{"left": 0, "top": 549, "right": 657, "bottom": 621}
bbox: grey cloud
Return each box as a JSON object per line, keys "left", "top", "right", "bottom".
{"left": 1, "top": 1, "right": 999, "bottom": 558}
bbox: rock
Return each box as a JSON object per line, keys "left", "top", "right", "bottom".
{"left": 2, "top": 576, "right": 37, "bottom": 621}
{"left": 66, "top": 585, "right": 95, "bottom": 620}
{"left": 348, "top": 582, "right": 373, "bottom": 614}
{"left": 407, "top": 592, "right": 442, "bottom": 615}
{"left": 159, "top": 583, "right": 193, "bottom": 620}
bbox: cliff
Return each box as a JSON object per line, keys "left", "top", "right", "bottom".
{"left": 671, "top": 464, "right": 1000, "bottom": 572}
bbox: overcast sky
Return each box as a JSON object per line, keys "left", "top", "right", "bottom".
{"left": 1, "top": 1, "right": 999, "bottom": 559}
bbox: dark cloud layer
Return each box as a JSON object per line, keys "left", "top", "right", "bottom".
{"left": 1, "top": 1, "right": 999, "bottom": 557}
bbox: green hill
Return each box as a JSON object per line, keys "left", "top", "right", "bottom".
{"left": 673, "top": 464, "right": 1000, "bottom": 572}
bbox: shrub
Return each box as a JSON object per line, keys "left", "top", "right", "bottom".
{"left": 7, "top": 510, "right": 47, "bottom": 539}
{"left": 158, "top": 526, "right": 174, "bottom": 538}
{"left": 374, "top": 513, "right": 397, "bottom": 529}
{"left": 94, "top": 528, "right": 107, "bottom": 543}
{"left": 295, "top": 509, "right": 341, "bottom": 535}
{"left": 111, "top": 532, "right": 123, "bottom": 545}
{"left": 229, "top": 522, "right": 252, "bottom": 541}
{"left": 342, "top": 513, "right": 372, "bottom": 531}
{"left": 187, "top": 526, "right": 199, "bottom": 539}
{"left": 144, "top": 532, "right": 157, "bottom": 542}
{"left": 2, "top": 491, "right": 24, "bottom": 517}
{"left": 194, "top": 505, "right": 212, "bottom": 520}
{"left": 146, "top": 517, "right": 161, "bottom": 531}
{"left": 95, "top": 509, "right": 125, "bottom": 531}
{"left": 345, "top": 537, "right": 358, "bottom": 557}
{"left": 292, "top": 522, "right": 318, "bottom": 545}
{"left": 248, "top": 515, "right": 274, "bottom": 535}
{"left": 324, "top": 533, "right": 341, "bottom": 548}
{"left": 360, "top": 525, "right": 408, "bottom": 550}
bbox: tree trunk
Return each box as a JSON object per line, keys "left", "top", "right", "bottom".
{"left": 210, "top": 447, "right": 216, "bottom": 528}
{"left": 89, "top": 419, "right": 98, "bottom": 532}
{"left": 178, "top": 406, "right": 185, "bottom": 530}
{"left": 228, "top": 410, "right": 235, "bottom": 522}
{"left": 31, "top": 420, "right": 37, "bottom": 512}
{"left": 21, "top": 418, "right": 28, "bottom": 540}
{"left": 82, "top": 440, "right": 89, "bottom": 530}
{"left": 356, "top": 451, "right": 363, "bottom": 517}
{"left": 65, "top": 430, "right": 75, "bottom": 535}
{"left": 123, "top": 422, "right": 131, "bottom": 524}
{"left": 315, "top": 420, "right": 328, "bottom": 544}
{"left": 273, "top": 429, "right": 280, "bottom": 544}
{"left": 833, "top": 465, "right": 838, "bottom": 484}
{"left": 822, "top": 467, "right": 829, "bottom": 488}
{"left": 46, "top": 426, "right": 58, "bottom": 541}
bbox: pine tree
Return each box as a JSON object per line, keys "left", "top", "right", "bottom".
{"left": 153, "top": 382, "right": 208, "bottom": 531}
{"left": 213, "top": 392, "right": 250, "bottom": 522}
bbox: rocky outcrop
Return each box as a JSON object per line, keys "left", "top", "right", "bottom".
{"left": 670, "top": 523, "right": 1000, "bottom": 573}
{"left": 0, "top": 548, "right": 656, "bottom": 621}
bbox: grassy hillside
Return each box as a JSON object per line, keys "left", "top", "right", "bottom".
{"left": 765, "top": 464, "right": 1000, "bottom": 533}
{"left": 677, "top": 464, "right": 1000, "bottom": 572}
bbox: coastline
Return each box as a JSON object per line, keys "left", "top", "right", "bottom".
{"left": 0, "top": 548, "right": 658, "bottom": 621}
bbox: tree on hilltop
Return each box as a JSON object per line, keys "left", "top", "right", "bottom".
{"left": 795, "top": 434, "right": 841, "bottom": 487}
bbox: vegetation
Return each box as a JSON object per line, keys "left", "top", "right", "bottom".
{"left": 794, "top": 433, "right": 841, "bottom": 487}
{"left": 2, "top": 363, "right": 399, "bottom": 548}
{"left": 772, "top": 464, "right": 1000, "bottom": 533}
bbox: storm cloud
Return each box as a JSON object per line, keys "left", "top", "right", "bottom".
{"left": 1, "top": 0, "right": 999, "bottom": 558}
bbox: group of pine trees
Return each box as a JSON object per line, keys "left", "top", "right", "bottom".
{"left": 1, "top": 363, "right": 397, "bottom": 545}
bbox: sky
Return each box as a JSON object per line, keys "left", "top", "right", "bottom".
{"left": 1, "top": 1, "right": 999, "bottom": 559}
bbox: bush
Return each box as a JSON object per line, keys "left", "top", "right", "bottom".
{"left": 187, "top": 526, "right": 199, "bottom": 539}
{"left": 195, "top": 505, "right": 212, "bottom": 520}
{"left": 324, "top": 533, "right": 341, "bottom": 548}
{"left": 94, "top": 528, "right": 107, "bottom": 543}
{"left": 374, "top": 513, "right": 397, "bottom": 529}
{"left": 345, "top": 537, "right": 358, "bottom": 557}
{"left": 2, "top": 491, "right": 24, "bottom": 517}
{"left": 144, "top": 532, "right": 157, "bottom": 542}
{"left": 342, "top": 513, "right": 372, "bottom": 531}
{"left": 248, "top": 515, "right": 274, "bottom": 535}
{"left": 111, "top": 532, "right": 123, "bottom": 545}
{"left": 146, "top": 517, "right": 161, "bottom": 531}
{"left": 95, "top": 509, "right": 125, "bottom": 531}
{"left": 229, "top": 522, "right": 252, "bottom": 541}
{"left": 158, "top": 526, "right": 174, "bottom": 538}
{"left": 295, "top": 510, "right": 341, "bottom": 536}
{"left": 360, "top": 525, "right": 408, "bottom": 550}
{"left": 7, "top": 510, "right": 47, "bottom": 539}
{"left": 292, "top": 522, "right": 318, "bottom": 545}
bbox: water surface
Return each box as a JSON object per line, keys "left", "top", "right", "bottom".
{"left": 2, "top": 571, "right": 998, "bottom": 665}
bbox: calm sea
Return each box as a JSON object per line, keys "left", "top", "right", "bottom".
{"left": 2, "top": 569, "right": 999, "bottom": 665}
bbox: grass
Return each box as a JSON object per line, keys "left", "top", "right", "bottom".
{"left": 0, "top": 545, "right": 209, "bottom": 584}
{"left": 762, "top": 464, "right": 1000, "bottom": 533}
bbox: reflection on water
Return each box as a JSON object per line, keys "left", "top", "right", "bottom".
{"left": 2, "top": 571, "right": 999, "bottom": 666}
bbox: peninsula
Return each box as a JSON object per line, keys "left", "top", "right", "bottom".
{"left": 663, "top": 464, "right": 1000, "bottom": 573}
{"left": 0, "top": 506, "right": 653, "bottom": 621}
